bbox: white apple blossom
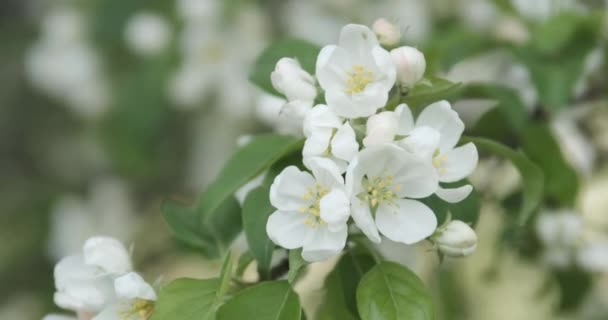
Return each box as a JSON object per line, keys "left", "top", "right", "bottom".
{"left": 302, "top": 105, "right": 358, "bottom": 172}
{"left": 397, "top": 101, "right": 478, "bottom": 203}
{"left": 434, "top": 220, "right": 478, "bottom": 257}
{"left": 577, "top": 241, "right": 608, "bottom": 273}
{"left": 360, "top": 101, "right": 477, "bottom": 203}
{"left": 390, "top": 46, "right": 426, "bottom": 89}
{"left": 124, "top": 12, "right": 171, "bottom": 57}
{"left": 92, "top": 273, "right": 156, "bottom": 320}
{"left": 316, "top": 24, "right": 396, "bottom": 118}
{"left": 346, "top": 144, "right": 438, "bottom": 244}
{"left": 51, "top": 236, "right": 133, "bottom": 317}
{"left": 267, "top": 157, "right": 351, "bottom": 262}
{"left": 271, "top": 58, "right": 317, "bottom": 102}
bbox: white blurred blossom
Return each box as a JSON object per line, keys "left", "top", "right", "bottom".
{"left": 124, "top": 12, "right": 171, "bottom": 57}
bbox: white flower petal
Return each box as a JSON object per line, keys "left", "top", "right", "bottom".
{"left": 395, "top": 104, "right": 414, "bottom": 134}
{"left": 304, "top": 157, "right": 344, "bottom": 188}
{"left": 439, "top": 143, "right": 478, "bottom": 182}
{"left": 319, "top": 189, "right": 350, "bottom": 231}
{"left": 338, "top": 24, "right": 379, "bottom": 62}
{"left": 269, "top": 166, "right": 315, "bottom": 211}
{"left": 436, "top": 184, "right": 473, "bottom": 203}
{"left": 351, "top": 200, "right": 381, "bottom": 243}
{"left": 316, "top": 46, "right": 351, "bottom": 92}
{"left": 375, "top": 199, "right": 437, "bottom": 245}
{"left": 301, "top": 226, "right": 347, "bottom": 262}
{"left": 331, "top": 123, "right": 359, "bottom": 162}
{"left": 326, "top": 84, "right": 387, "bottom": 119}
{"left": 303, "top": 104, "right": 342, "bottom": 136}
{"left": 371, "top": 46, "right": 397, "bottom": 88}
{"left": 266, "top": 210, "right": 312, "bottom": 250}
{"left": 83, "top": 236, "right": 132, "bottom": 274}
{"left": 302, "top": 128, "right": 332, "bottom": 158}
{"left": 416, "top": 100, "right": 464, "bottom": 152}
{"left": 114, "top": 272, "right": 156, "bottom": 301}
{"left": 357, "top": 145, "right": 438, "bottom": 198}
{"left": 363, "top": 111, "right": 399, "bottom": 147}
{"left": 398, "top": 126, "right": 440, "bottom": 161}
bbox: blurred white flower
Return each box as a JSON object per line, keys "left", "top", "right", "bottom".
{"left": 168, "top": 5, "right": 268, "bottom": 116}
{"left": 316, "top": 24, "right": 396, "bottom": 118}
{"left": 577, "top": 241, "right": 608, "bottom": 273}
{"left": 176, "top": 0, "right": 219, "bottom": 22}
{"left": 510, "top": 0, "right": 584, "bottom": 22}
{"left": 346, "top": 144, "right": 438, "bottom": 244}
{"left": 536, "top": 210, "right": 582, "bottom": 268}
{"left": 26, "top": 6, "right": 110, "bottom": 118}
{"left": 302, "top": 105, "right": 358, "bottom": 172}
{"left": 372, "top": 18, "right": 401, "bottom": 47}
{"left": 124, "top": 12, "right": 171, "bottom": 57}
{"left": 48, "top": 178, "right": 136, "bottom": 261}
{"left": 267, "top": 157, "right": 350, "bottom": 262}
{"left": 390, "top": 46, "right": 426, "bottom": 89}
{"left": 435, "top": 220, "right": 478, "bottom": 257}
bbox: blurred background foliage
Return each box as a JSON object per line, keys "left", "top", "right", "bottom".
{"left": 1, "top": 0, "right": 608, "bottom": 319}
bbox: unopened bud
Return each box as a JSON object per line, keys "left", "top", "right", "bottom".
{"left": 363, "top": 111, "right": 399, "bottom": 146}
{"left": 390, "top": 46, "right": 426, "bottom": 88}
{"left": 270, "top": 58, "right": 317, "bottom": 102}
{"left": 435, "top": 220, "right": 477, "bottom": 257}
{"left": 373, "top": 18, "right": 401, "bottom": 47}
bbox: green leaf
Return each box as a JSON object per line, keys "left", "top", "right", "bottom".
{"left": 235, "top": 251, "right": 255, "bottom": 277}
{"left": 150, "top": 278, "right": 220, "bottom": 320}
{"left": 161, "top": 201, "right": 218, "bottom": 255}
{"left": 404, "top": 77, "right": 462, "bottom": 110}
{"left": 554, "top": 268, "right": 593, "bottom": 311}
{"left": 316, "top": 250, "right": 376, "bottom": 320}
{"left": 463, "top": 137, "right": 544, "bottom": 224}
{"left": 216, "top": 281, "right": 302, "bottom": 320}
{"left": 520, "top": 124, "right": 579, "bottom": 206}
{"left": 162, "top": 198, "right": 241, "bottom": 258}
{"left": 356, "top": 261, "right": 434, "bottom": 320}
{"left": 218, "top": 253, "right": 234, "bottom": 298}
{"left": 242, "top": 187, "right": 275, "bottom": 279}
{"left": 197, "top": 134, "right": 303, "bottom": 227}
{"left": 288, "top": 249, "right": 308, "bottom": 284}
{"left": 250, "top": 39, "right": 321, "bottom": 96}
{"left": 531, "top": 12, "right": 599, "bottom": 54}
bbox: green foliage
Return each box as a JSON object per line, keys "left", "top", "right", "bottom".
{"left": 461, "top": 84, "right": 529, "bottom": 135}
{"left": 463, "top": 137, "right": 544, "bottom": 224}
{"left": 216, "top": 281, "right": 302, "bottom": 320}
{"left": 316, "top": 250, "right": 376, "bottom": 320}
{"left": 250, "top": 39, "right": 321, "bottom": 96}
{"left": 162, "top": 134, "right": 303, "bottom": 257}
{"left": 242, "top": 187, "right": 275, "bottom": 279}
{"left": 404, "top": 77, "right": 462, "bottom": 110}
{"left": 520, "top": 124, "right": 579, "bottom": 206}
{"left": 150, "top": 278, "right": 221, "bottom": 320}
{"left": 554, "top": 268, "right": 593, "bottom": 311}
{"left": 287, "top": 249, "right": 308, "bottom": 284}
{"left": 196, "top": 134, "right": 303, "bottom": 228}
{"left": 515, "top": 12, "right": 603, "bottom": 111}
{"left": 356, "top": 262, "right": 434, "bottom": 320}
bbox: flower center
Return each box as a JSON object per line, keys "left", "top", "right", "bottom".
{"left": 358, "top": 175, "right": 400, "bottom": 208}
{"left": 345, "top": 64, "right": 373, "bottom": 94}
{"left": 432, "top": 150, "right": 447, "bottom": 175}
{"left": 121, "top": 298, "right": 154, "bottom": 320}
{"left": 299, "top": 184, "right": 330, "bottom": 228}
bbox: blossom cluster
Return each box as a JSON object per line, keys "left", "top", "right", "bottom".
{"left": 45, "top": 237, "right": 156, "bottom": 320}
{"left": 265, "top": 22, "right": 479, "bottom": 262}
